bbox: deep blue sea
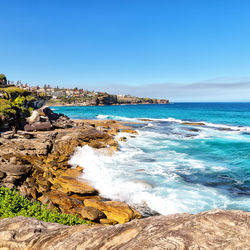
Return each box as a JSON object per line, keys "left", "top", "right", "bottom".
{"left": 52, "top": 103, "right": 250, "bottom": 215}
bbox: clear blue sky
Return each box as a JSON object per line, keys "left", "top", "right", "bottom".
{"left": 1, "top": 0, "right": 250, "bottom": 101}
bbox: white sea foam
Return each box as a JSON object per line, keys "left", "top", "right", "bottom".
{"left": 96, "top": 114, "right": 109, "bottom": 119}
{"left": 69, "top": 136, "right": 250, "bottom": 215}
{"left": 96, "top": 114, "right": 139, "bottom": 122}
{"left": 68, "top": 112, "right": 250, "bottom": 215}
{"left": 136, "top": 116, "right": 250, "bottom": 133}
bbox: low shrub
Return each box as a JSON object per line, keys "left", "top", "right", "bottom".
{"left": 0, "top": 186, "right": 90, "bottom": 226}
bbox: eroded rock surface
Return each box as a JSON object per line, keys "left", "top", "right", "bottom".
{"left": 0, "top": 209, "right": 249, "bottom": 249}
{"left": 0, "top": 112, "right": 140, "bottom": 224}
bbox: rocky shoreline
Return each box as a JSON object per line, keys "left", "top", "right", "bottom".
{"left": 1, "top": 106, "right": 250, "bottom": 249}
{"left": 0, "top": 106, "right": 143, "bottom": 225}
{"left": 48, "top": 102, "right": 170, "bottom": 107}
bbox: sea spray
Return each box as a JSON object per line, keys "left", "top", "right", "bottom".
{"left": 69, "top": 128, "right": 250, "bottom": 215}
{"left": 60, "top": 103, "right": 250, "bottom": 214}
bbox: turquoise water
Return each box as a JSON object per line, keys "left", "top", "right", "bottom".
{"left": 53, "top": 103, "right": 250, "bottom": 215}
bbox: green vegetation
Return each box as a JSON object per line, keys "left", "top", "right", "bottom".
{"left": 1, "top": 87, "right": 30, "bottom": 99}
{"left": 0, "top": 87, "right": 37, "bottom": 129}
{"left": 0, "top": 74, "right": 6, "bottom": 80}
{"left": 0, "top": 186, "right": 90, "bottom": 226}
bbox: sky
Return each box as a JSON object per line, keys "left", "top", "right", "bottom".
{"left": 1, "top": 0, "right": 250, "bottom": 101}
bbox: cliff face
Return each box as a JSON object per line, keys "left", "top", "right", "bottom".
{"left": 0, "top": 209, "right": 249, "bottom": 249}
{"left": 97, "top": 95, "right": 118, "bottom": 105}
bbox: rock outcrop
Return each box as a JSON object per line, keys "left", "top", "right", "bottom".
{"left": 0, "top": 113, "right": 140, "bottom": 224}
{"left": 24, "top": 106, "right": 74, "bottom": 132}
{"left": 0, "top": 209, "right": 249, "bottom": 249}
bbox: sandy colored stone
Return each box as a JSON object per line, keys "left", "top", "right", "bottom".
{"left": 121, "top": 129, "right": 138, "bottom": 134}
{"left": 52, "top": 176, "right": 97, "bottom": 195}
{"left": 39, "top": 190, "right": 84, "bottom": 214}
{"left": 77, "top": 206, "right": 105, "bottom": 221}
{"left": 99, "top": 218, "right": 118, "bottom": 225}
{"left": 119, "top": 137, "right": 127, "bottom": 142}
{"left": 181, "top": 122, "right": 205, "bottom": 126}
{"left": 0, "top": 210, "right": 249, "bottom": 249}
{"left": 84, "top": 199, "right": 142, "bottom": 224}
{"left": 62, "top": 166, "right": 83, "bottom": 178}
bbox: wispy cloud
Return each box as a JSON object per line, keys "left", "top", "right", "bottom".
{"left": 87, "top": 79, "right": 250, "bottom": 102}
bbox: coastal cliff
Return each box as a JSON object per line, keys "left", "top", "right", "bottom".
{"left": 47, "top": 92, "right": 169, "bottom": 106}
{"left": 0, "top": 106, "right": 142, "bottom": 225}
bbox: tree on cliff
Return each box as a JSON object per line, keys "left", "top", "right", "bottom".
{"left": 0, "top": 87, "right": 35, "bottom": 131}
{"left": 0, "top": 74, "right": 7, "bottom": 85}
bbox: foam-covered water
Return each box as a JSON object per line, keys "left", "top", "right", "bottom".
{"left": 54, "top": 103, "right": 250, "bottom": 215}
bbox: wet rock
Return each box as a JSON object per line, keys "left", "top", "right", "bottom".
{"left": 184, "top": 128, "right": 200, "bottom": 132}
{"left": 139, "top": 119, "right": 153, "bottom": 121}
{"left": 119, "top": 136, "right": 127, "bottom": 142}
{"left": 121, "top": 129, "right": 138, "bottom": 134}
{"left": 181, "top": 122, "right": 205, "bottom": 126}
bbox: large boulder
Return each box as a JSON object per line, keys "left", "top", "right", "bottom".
{"left": 24, "top": 122, "right": 53, "bottom": 132}
{"left": 38, "top": 190, "right": 85, "bottom": 214}
{"left": 26, "top": 110, "right": 41, "bottom": 124}
{"left": 0, "top": 210, "right": 249, "bottom": 249}
{"left": 52, "top": 176, "right": 97, "bottom": 195}
{"left": 77, "top": 206, "right": 105, "bottom": 221}
{"left": 84, "top": 199, "right": 142, "bottom": 224}
{"left": 24, "top": 107, "right": 74, "bottom": 131}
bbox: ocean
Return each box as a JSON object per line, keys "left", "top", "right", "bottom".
{"left": 52, "top": 103, "right": 250, "bottom": 215}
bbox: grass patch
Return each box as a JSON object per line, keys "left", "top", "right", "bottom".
{"left": 0, "top": 186, "right": 90, "bottom": 226}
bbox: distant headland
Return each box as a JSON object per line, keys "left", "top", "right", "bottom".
{"left": 0, "top": 74, "right": 169, "bottom": 106}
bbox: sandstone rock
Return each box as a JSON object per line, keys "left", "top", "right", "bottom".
{"left": 52, "top": 176, "right": 97, "bottom": 195}
{"left": 62, "top": 166, "right": 83, "bottom": 178}
{"left": 17, "top": 130, "right": 34, "bottom": 139}
{"left": 139, "top": 119, "right": 153, "bottom": 121}
{"left": 77, "top": 206, "right": 105, "bottom": 221}
{"left": 0, "top": 210, "right": 249, "bottom": 249}
{"left": 121, "top": 129, "right": 138, "bottom": 134}
{"left": 181, "top": 122, "right": 205, "bottom": 126}
{"left": 69, "top": 194, "right": 101, "bottom": 201}
{"left": 0, "top": 171, "right": 6, "bottom": 178}
{"left": 38, "top": 190, "right": 84, "bottom": 214}
{"left": 1, "top": 131, "right": 14, "bottom": 139}
{"left": 0, "top": 164, "right": 31, "bottom": 176}
{"left": 84, "top": 199, "right": 142, "bottom": 224}
{"left": 99, "top": 218, "right": 118, "bottom": 225}
{"left": 26, "top": 110, "right": 40, "bottom": 124}
{"left": 119, "top": 136, "right": 127, "bottom": 142}
{"left": 24, "top": 121, "right": 53, "bottom": 132}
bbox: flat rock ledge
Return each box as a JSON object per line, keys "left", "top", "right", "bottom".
{"left": 0, "top": 209, "right": 249, "bottom": 250}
